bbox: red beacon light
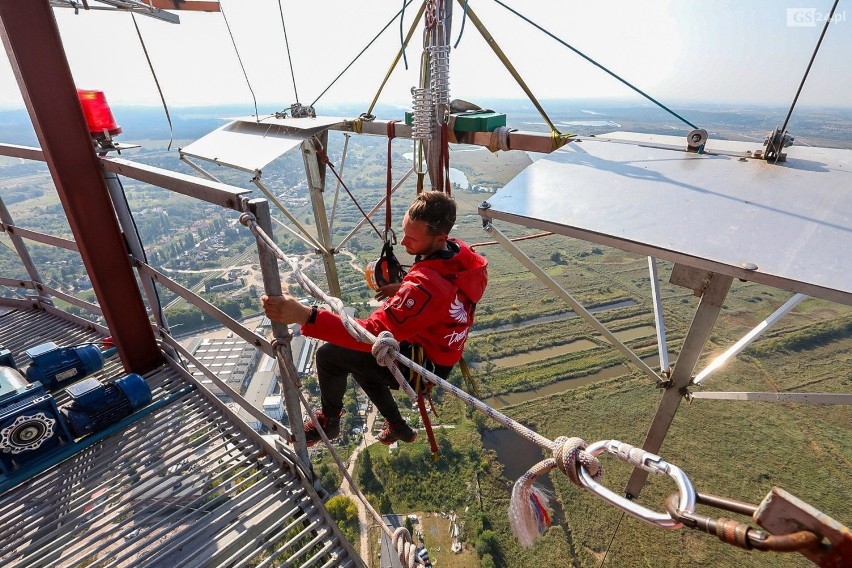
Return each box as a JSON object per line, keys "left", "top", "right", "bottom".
{"left": 76, "top": 89, "right": 122, "bottom": 140}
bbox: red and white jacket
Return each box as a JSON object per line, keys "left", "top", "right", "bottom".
{"left": 301, "top": 239, "right": 488, "bottom": 366}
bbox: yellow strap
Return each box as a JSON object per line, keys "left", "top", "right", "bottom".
{"left": 456, "top": 0, "right": 573, "bottom": 145}
{"left": 366, "top": 1, "right": 428, "bottom": 117}
{"left": 459, "top": 357, "right": 480, "bottom": 398}
{"left": 409, "top": 344, "right": 424, "bottom": 392}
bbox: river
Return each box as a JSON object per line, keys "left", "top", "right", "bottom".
{"left": 474, "top": 299, "right": 637, "bottom": 335}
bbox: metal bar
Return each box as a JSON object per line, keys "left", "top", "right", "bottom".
{"left": 0, "top": 142, "right": 43, "bottom": 161}
{"left": 271, "top": 215, "right": 323, "bottom": 251}
{"left": 247, "top": 198, "right": 311, "bottom": 468}
{"left": 328, "top": 133, "right": 350, "bottom": 234}
{"left": 302, "top": 133, "right": 341, "bottom": 297}
{"left": 0, "top": 224, "right": 78, "bottom": 252}
{"left": 103, "top": 169, "right": 167, "bottom": 330}
{"left": 0, "top": 296, "right": 36, "bottom": 311}
{"left": 101, "top": 156, "right": 250, "bottom": 212}
{"left": 50, "top": 0, "right": 182, "bottom": 23}
{"left": 0, "top": 0, "right": 162, "bottom": 374}
{"left": 161, "top": 333, "right": 292, "bottom": 436}
{"left": 251, "top": 176, "right": 328, "bottom": 253}
{"left": 0, "top": 195, "right": 50, "bottom": 303}
{"left": 693, "top": 293, "right": 807, "bottom": 385}
{"left": 334, "top": 165, "right": 413, "bottom": 251}
{"left": 180, "top": 154, "right": 225, "bottom": 183}
{"left": 647, "top": 257, "right": 670, "bottom": 373}
{"left": 0, "top": 277, "right": 34, "bottom": 289}
{"left": 135, "top": 260, "right": 273, "bottom": 354}
{"left": 147, "top": 0, "right": 221, "bottom": 11}
{"left": 179, "top": 149, "right": 258, "bottom": 175}
{"left": 335, "top": 120, "right": 560, "bottom": 154}
{"left": 484, "top": 222, "right": 662, "bottom": 384}
{"left": 625, "top": 272, "right": 733, "bottom": 498}
{"left": 690, "top": 391, "right": 852, "bottom": 405}
{"left": 41, "top": 298, "right": 110, "bottom": 332}
{"left": 35, "top": 283, "right": 103, "bottom": 316}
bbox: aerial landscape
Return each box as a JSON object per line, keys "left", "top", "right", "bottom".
{"left": 1, "top": 99, "right": 849, "bottom": 567}
{"left": 0, "top": 2, "right": 849, "bottom": 567}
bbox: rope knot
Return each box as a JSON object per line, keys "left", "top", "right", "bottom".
{"left": 392, "top": 527, "right": 422, "bottom": 567}
{"left": 271, "top": 336, "right": 291, "bottom": 352}
{"left": 372, "top": 331, "right": 400, "bottom": 368}
{"left": 553, "top": 436, "right": 603, "bottom": 487}
{"left": 239, "top": 212, "right": 256, "bottom": 227}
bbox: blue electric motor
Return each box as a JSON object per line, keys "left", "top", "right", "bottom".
{"left": 61, "top": 373, "right": 152, "bottom": 438}
{"left": 25, "top": 342, "right": 113, "bottom": 391}
{"left": 0, "top": 367, "right": 73, "bottom": 475}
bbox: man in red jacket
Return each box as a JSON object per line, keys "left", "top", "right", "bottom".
{"left": 262, "top": 191, "right": 488, "bottom": 446}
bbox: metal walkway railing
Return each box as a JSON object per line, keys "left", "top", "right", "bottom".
{"left": 0, "top": 306, "right": 360, "bottom": 567}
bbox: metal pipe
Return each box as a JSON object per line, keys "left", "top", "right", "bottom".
{"left": 485, "top": 222, "right": 662, "bottom": 384}
{"left": 247, "top": 198, "right": 311, "bottom": 470}
{"left": 0, "top": 194, "right": 50, "bottom": 306}
{"left": 302, "top": 133, "right": 341, "bottom": 297}
{"left": 103, "top": 169, "right": 167, "bottom": 331}
{"left": 135, "top": 260, "right": 272, "bottom": 354}
{"left": 693, "top": 293, "right": 807, "bottom": 385}
{"left": 251, "top": 176, "right": 328, "bottom": 254}
{"left": 648, "top": 257, "right": 670, "bottom": 373}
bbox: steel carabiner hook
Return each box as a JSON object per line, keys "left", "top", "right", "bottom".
{"left": 577, "top": 440, "right": 697, "bottom": 529}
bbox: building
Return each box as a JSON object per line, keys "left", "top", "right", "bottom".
{"left": 184, "top": 337, "right": 260, "bottom": 399}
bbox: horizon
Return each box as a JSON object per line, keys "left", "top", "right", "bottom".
{"left": 2, "top": 2, "right": 851, "bottom": 110}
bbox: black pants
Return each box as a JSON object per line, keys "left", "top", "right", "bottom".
{"left": 315, "top": 342, "right": 453, "bottom": 424}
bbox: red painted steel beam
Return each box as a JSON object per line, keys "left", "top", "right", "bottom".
{"left": 0, "top": 0, "right": 163, "bottom": 373}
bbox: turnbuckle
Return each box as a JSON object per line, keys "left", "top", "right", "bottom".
{"left": 578, "top": 440, "right": 696, "bottom": 529}
{"left": 663, "top": 493, "right": 822, "bottom": 552}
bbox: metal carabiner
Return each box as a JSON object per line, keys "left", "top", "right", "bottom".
{"left": 577, "top": 440, "right": 696, "bottom": 530}
{"left": 383, "top": 227, "right": 398, "bottom": 246}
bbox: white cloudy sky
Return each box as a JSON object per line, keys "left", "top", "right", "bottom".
{"left": 1, "top": 0, "right": 850, "bottom": 109}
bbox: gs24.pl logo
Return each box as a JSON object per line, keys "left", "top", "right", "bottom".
{"left": 787, "top": 7, "right": 847, "bottom": 27}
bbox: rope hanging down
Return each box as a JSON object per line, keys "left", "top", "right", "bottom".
{"left": 220, "top": 1, "right": 259, "bottom": 120}
{"left": 491, "top": 0, "right": 698, "bottom": 131}
{"left": 130, "top": 14, "right": 174, "bottom": 151}
{"left": 311, "top": 0, "right": 419, "bottom": 109}
{"left": 276, "top": 0, "right": 301, "bottom": 105}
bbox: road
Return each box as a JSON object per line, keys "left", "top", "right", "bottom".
{"left": 337, "top": 404, "right": 379, "bottom": 561}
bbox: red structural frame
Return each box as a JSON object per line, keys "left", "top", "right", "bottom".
{"left": 0, "top": 0, "right": 163, "bottom": 374}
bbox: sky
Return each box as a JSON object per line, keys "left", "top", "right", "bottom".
{"left": 1, "top": 0, "right": 850, "bottom": 111}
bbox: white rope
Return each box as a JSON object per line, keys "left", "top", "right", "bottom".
{"left": 240, "top": 210, "right": 602, "bottom": 550}
{"left": 269, "top": 338, "right": 423, "bottom": 567}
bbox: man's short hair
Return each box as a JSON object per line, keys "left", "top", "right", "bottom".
{"left": 407, "top": 191, "right": 456, "bottom": 235}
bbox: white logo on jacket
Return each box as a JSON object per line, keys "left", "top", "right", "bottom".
{"left": 444, "top": 327, "right": 468, "bottom": 348}
{"left": 449, "top": 296, "right": 468, "bottom": 324}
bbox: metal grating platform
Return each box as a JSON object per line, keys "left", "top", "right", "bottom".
{"left": 0, "top": 307, "right": 360, "bottom": 567}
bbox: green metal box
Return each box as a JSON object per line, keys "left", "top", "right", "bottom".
{"left": 404, "top": 110, "right": 507, "bottom": 132}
